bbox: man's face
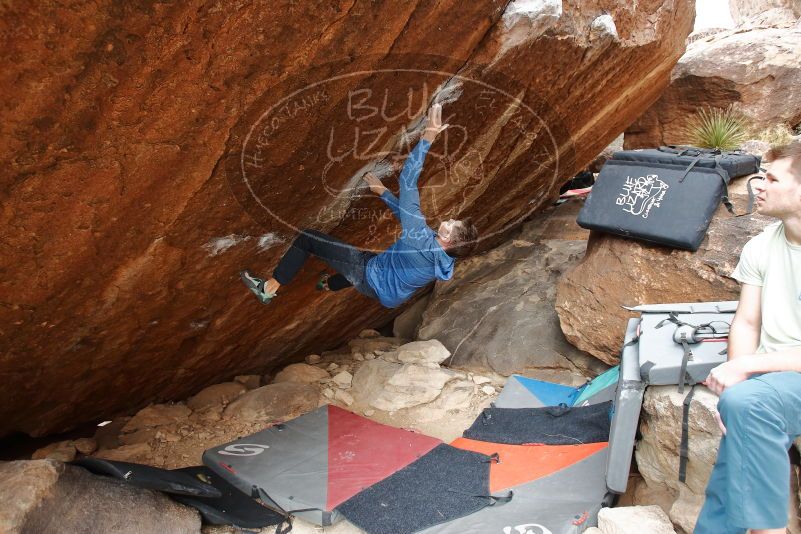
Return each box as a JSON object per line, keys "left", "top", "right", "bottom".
{"left": 753, "top": 158, "right": 801, "bottom": 218}
{"left": 438, "top": 219, "right": 461, "bottom": 241}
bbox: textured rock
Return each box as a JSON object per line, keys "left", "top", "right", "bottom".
{"left": 186, "top": 382, "right": 247, "bottom": 411}
{"left": 234, "top": 375, "right": 262, "bottom": 389}
{"left": 93, "top": 443, "right": 153, "bottom": 462}
{"left": 0, "top": 460, "right": 199, "bottom": 534}
{"left": 31, "top": 440, "right": 77, "bottom": 463}
{"left": 331, "top": 371, "right": 353, "bottom": 388}
{"left": 392, "top": 292, "right": 432, "bottom": 339}
{"left": 273, "top": 363, "right": 330, "bottom": 384}
{"left": 73, "top": 437, "right": 98, "bottom": 455}
{"left": 625, "top": 26, "right": 801, "bottom": 150}
{"left": 730, "top": 0, "right": 800, "bottom": 25}
{"left": 597, "top": 505, "right": 676, "bottom": 534}
{"left": 636, "top": 386, "right": 722, "bottom": 533}
{"left": 122, "top": 404, "right": 192, "bottom": 434}
{"left": 556, "top": 185, "right": 774, "bottom": 363}
{"left": 223, "top": 382, "right": 318, "bottom": 422}
{"left": 0, "top": 0, "right": 694, "bottom": 438}
{"left": 419, "top": 201, "right": 608, "bottom": 379}
{"left": 350, "top": 359, "right": 458, "bottom": 412}
{"left": 391, "top": 340, "right": 451, "bottom": 367}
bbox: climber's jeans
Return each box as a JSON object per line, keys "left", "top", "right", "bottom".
{"left": 695, "top": 371, "right": 801, "bottom": 533}
{"left": 272, "top": 229, "right": 378, "bottom": 299}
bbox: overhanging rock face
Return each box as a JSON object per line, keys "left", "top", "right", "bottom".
{"left": 0, "top": 0, "right": 693, "bottom": 437}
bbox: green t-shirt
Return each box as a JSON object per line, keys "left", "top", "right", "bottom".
{"left": 731, "top": 221, "right": 801, "bottom": 354}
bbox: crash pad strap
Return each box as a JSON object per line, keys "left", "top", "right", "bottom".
{"left": 679, "top": 385, "right": 696, "bottom": 483}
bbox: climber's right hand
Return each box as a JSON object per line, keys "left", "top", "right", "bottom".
{"left": 362, "top": 172, "right": 387, "bottom": 196}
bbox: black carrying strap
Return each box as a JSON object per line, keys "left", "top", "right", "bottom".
{"left": 661, "top": 146, "right": 738, "bottom": 215}
{"left": 679, "top": 385, "right": 697, "bottom": 483}
{"left": 744, "top": 174, "right": 764, "bottom": 214}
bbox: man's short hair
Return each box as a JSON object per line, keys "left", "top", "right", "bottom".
{"left": 764, "top": 140, "right": 801, "bottom": 181}
{"left": 446, "top": 218, "right": 479, "bottom": 258}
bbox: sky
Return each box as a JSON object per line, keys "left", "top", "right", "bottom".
{"left": 695, "top": 0, "right": 736, "bottom": 30}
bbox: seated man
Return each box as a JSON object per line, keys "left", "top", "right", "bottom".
{"left": 697, "top": 140, "right": 801, "bottom": 534}
{"left": 241, "top": 103, "right": 478, "bottom": 308}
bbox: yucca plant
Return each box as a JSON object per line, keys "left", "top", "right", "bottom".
{"left": 684, "top": 105, "right": 749, "bottom": 151}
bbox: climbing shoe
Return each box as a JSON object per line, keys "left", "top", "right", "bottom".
{"left": 316, "top": 271, "right": 331, "bottom": 292}
{"left": 240, "top": 270, "right": 276, "bottom": 304}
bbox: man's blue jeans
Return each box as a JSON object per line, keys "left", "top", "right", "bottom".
{"left": 695, "top": 371, "right": 801, "bottom": 533}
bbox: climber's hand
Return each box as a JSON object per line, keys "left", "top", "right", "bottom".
{"left": 362, "top": 172, "right": 387, "bottom": 196}
{"left": 421, "top": 103, "right": 449, "bottom": 142}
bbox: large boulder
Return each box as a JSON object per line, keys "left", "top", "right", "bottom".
{"left": 730, "top": 0, "right": 801, "bottom": 25}
{"left": 635, "top": 386, "right": 721, "bottom": 533}
{"left": 1, "top": 0, "right": 694, "bottom": 438}
{"left": 0, "top": 460, "right": 199, "bottom": 534}
{"left": 625, "top": 25, "right": 801, "bottom": 149}
{"left": 418, "top": 201, "right": 608, "bottom": 380}
{"left": 350, "top": 359, "right": 459, "bottom": 412}
{"left": 555, "top": 184, "right": 774, "bottom": 363}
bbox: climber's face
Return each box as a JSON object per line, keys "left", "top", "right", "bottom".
{"left": 437, "top": 219, "right": 461, "bottom": 242}
{"left": 753, "top": 157, "right": 801, "bottom": 219}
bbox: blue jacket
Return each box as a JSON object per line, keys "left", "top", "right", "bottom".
{"left": 365, "top": 139, "right": 455, "bottom": 308}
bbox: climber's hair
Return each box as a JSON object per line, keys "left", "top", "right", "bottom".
{"left": 764, "top": 140, "right": 801, "bottom": 181}
{"left": 446, "top": 218, "right": 479, "bottom": 258}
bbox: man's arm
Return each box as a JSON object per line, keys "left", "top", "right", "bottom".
{"left": 397, "top": 139, "right": 432, "bottom": 234}
{"left": 707, "top": 282, "right": 801, "bottom": 394}
{"left": 380, "top": 189, "right": 401, "bottom": 219}
{"left": 397, "top": 103, "right": 449, "bottom": 235}
{"left": 726, "top": 283, "right": 762, "bottom": 359}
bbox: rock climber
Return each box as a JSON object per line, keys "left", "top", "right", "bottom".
{"left": 696, "top": 140, "right": 801, "bottom": 534}
{"left": 240, "top": 103, "right": 479, "bottom": 308}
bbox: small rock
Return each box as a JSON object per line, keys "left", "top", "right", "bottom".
{"left": 93, "top": 443, "right": 152, "bottom": 462}
{"left": 327, "top": 363, "right": 339, "bottom": 371}
{"left": 481, "top": 385, "right": 496, "bottom": 395}
{"left": 305, "top": 354, "right": 322, "bottom": 364}
{"left": 223, "top": 382, "right": 319, "bottom": 423}
{"left": 31, "top": 440, "right": 76, "bottom": 463}
{"left": 364, "top": 409, "right": 375, "bottom": 417}
{"left": 393, "top": 340, "right": 451, "bottom": 366}
{"left": 234, "top": 375, "right": 262, "bottom": 389}
{"left": 273, "top": 363, "right": 330, "bottom": 384}
{"left": 364, "top": 353, "right": 376, "bottom": 360}
{"left": 597, "top": 505, "right": 676, "bottom": 534}
{"left": 332, "top": 371, "right": 353, "bottom": 388}
{"left": 323, "top": 388, "right": 335, "bottom": 399}
{"left": 119, "top": 428, "right": 158, "bottom": 446}
{"left": 122, "top": 403, "right": 191, "bottom": 434}
{"left": 472, "top": 375, "right": 491, "bottom": 385}
{"left": 73, "top": 438, "right": 97, "bottom": 455}
{"left": 334, "top": 390, "right": 354, "bottom": 406}
{"left": 352, "top": 353, "right": 365, "bottom": 361}
{"left": 358, "top": 329, "right": 381, "bottom": 338}
{"left": 187, "top": 382, "right": 247, "bottom": 411}
{"left": 0, "top": 460, "right": 200, "bottom": 533}
{"left": 348, "top": 337, "right": 400, "bottom": 355}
